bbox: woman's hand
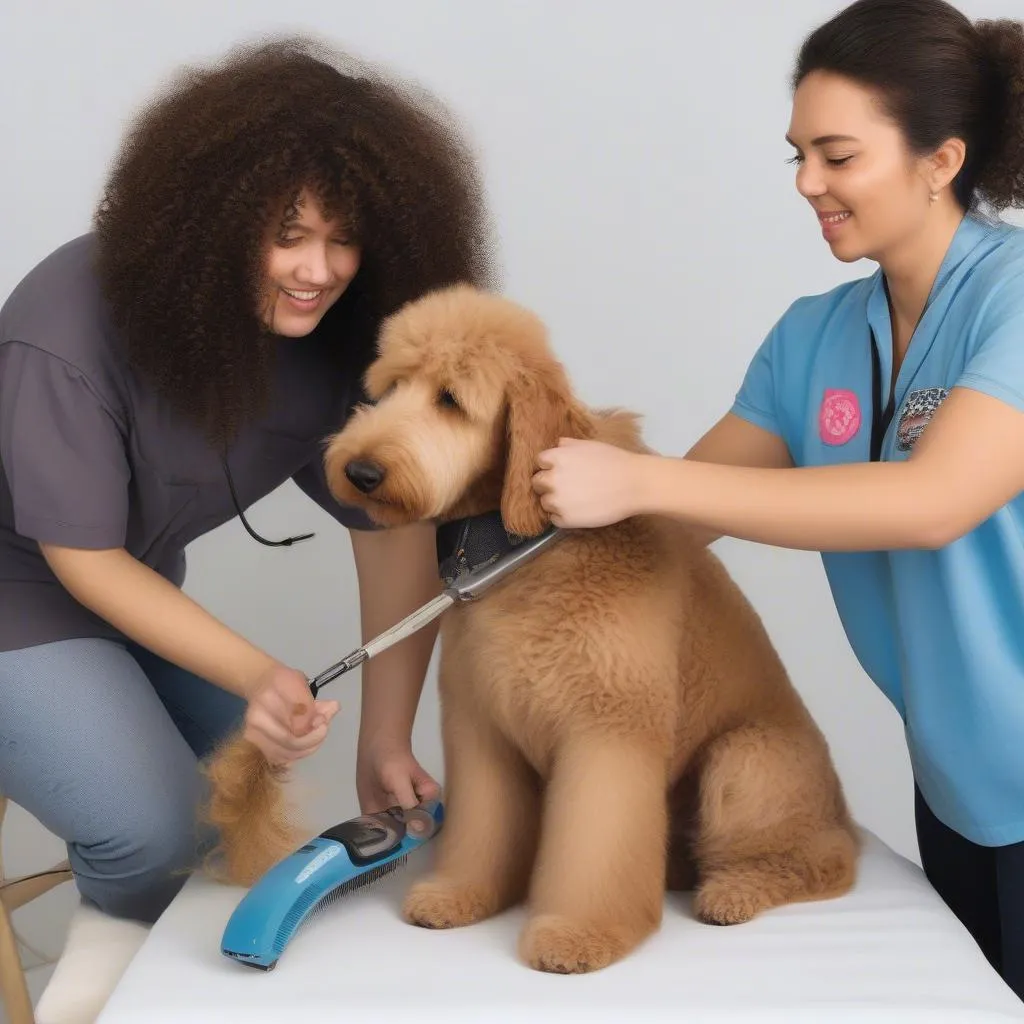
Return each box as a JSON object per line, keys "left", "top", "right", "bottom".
{"left": 243, "top": 663, "right": 340, "bottom": 766}
{"left": 356, "top": 739, "right": 441, "bottom": 813}
{"left": 532, "top": 437, "right": 653, "bottom": 528}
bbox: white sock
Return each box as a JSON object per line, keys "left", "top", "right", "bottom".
{"left": 34, "top": 901, "right": 150, "bottom": 1024}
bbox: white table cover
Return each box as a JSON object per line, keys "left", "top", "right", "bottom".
{"left": 98, "top": 828, "right": 1024, "bottom": 1023}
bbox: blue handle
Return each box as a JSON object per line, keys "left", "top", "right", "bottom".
{"left": 221, "top": 800, "right": 444, "bottom": 970}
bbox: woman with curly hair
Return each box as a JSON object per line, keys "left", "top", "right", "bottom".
{"left": 0, "top": 35, "right": 495, "bottom": 1021}
{"left": 533, "top": 0, "right": 1024, "bottom": 1002}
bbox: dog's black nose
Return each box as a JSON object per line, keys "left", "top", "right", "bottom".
{"left": 345, "top": 459, "right": 385, "bottom": 494}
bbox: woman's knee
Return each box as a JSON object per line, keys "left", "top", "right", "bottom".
{"left": 0, "top": 638, "right": 219, "bottom": 922}
{"left": 71, "top": 771, "right": 208, "bottom": 922}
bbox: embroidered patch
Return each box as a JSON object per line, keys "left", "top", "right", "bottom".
{"left": 818, "top": 388, "right": 862, "bottom": 445}
{"left": 896, "top": 386, "right": 949, "bottom": 451}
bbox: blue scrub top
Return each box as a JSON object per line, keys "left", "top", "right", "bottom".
{"left": 731, "top": 212, "right": 1024, "bottom": 846}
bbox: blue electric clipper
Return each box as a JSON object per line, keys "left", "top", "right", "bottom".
{"left": 221, "top": 799, "right": 444, "bottom": 971}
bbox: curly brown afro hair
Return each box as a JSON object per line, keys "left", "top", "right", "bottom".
{"left": 792, "top": 0, "right": 1024, "bottom": 216}
{"left": 93, "top": 34, "right": 499, "bottom": 447}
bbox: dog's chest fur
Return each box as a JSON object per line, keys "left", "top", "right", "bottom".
{"left": 436, "top": 521, "right": 694, "bottom": 775}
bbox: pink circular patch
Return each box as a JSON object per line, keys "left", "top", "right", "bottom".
{"left": 818, "top": 388, "right": 862, "bottom": 445}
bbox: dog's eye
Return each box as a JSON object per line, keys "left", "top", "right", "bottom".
{"left": 437, "top": 388, "right": 460, "bottom": 411}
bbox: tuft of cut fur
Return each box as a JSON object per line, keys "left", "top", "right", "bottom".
{"left": 199, "top": 732, "right": 309, "bottom": 887}
{"left": 201, "top": 283, "right": 860, "bottom": 971}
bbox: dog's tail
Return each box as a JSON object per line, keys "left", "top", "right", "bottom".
{"left": 198, "top": 730, "right": 308, "bottom": 887}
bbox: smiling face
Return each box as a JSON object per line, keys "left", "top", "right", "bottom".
{"left": 261, "top": 188, "right": 362, "bottom": 337}
{"left": 786, "top": 70, "right": 949, "bottom": 265}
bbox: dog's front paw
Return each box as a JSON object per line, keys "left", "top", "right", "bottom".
{"left": 693, "top": 877, "right": 765, "bottom": 925}
{"left": 518, "top": 914, "right": 628, "bottom": 974}
{"left": 402, "top": 876, "right": 493, "bottom": 929}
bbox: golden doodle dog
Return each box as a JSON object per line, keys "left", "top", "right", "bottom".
{"left": 201, "top": 283, "right": 859, "bottom": 974}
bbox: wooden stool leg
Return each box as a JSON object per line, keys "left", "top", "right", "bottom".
{"left": 0, "top": 893, "right": 35, "bottom": 1024}
{"left": 0, "top": 792, "right": 35, "bottom": 1023}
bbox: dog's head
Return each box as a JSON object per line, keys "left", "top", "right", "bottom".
{"left": 322, "top": 284, "right": 595, "bottom": 536}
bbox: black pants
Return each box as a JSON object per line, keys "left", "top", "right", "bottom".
{"left": 915, "top": 785, "right": 1024, "bottom": 1002}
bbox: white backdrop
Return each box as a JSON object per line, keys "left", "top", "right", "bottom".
{"left": 3, "top": 0, "right": 1021, "bottom": 1002}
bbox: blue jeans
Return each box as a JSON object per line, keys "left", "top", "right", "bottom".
{"left": 0, "top": 638, "right": 246, "bottom": 923}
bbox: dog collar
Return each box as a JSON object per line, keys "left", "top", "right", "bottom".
{"left": 436, "top": 511, "right": 542, "bottom": 587}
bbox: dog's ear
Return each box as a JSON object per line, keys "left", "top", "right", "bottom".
{"left": 362, "top": 361, "right": 390, "bottom": 402}
{"left": 501, "top": 365, "right": 592, "bottom": 537}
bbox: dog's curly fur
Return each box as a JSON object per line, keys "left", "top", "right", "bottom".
{"left": 201, "top": 284, "right": 860, "bottom": 971}
{"left": 198, "top": 735, "right": 301, "bottom": 887}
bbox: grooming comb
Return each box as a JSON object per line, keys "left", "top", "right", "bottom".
{"left": 220, "top": 799, "right": 443, "bottom": 971}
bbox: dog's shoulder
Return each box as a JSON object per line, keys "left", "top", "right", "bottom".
{"left": 537, "top": 513, "right": 704, "bottom": 594}
{"left": 589, "top": 407, "right": 650, "bottom": 454}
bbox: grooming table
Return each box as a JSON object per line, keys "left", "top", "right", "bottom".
{"left": 97, "top": 828, "right": 1024, "bottom": 1023}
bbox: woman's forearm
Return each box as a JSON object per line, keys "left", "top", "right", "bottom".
{"left": 40, "top": 544, "right": 277, "bottom": 697}
{"left": 680, "top": 411, "right": 797, "bottom": 548}
{"left": 634, "top": 455, "right": 955, "bottom": 551}
{"left": 359, "top": 617, "right": 439, "bottom": 750}
{"left": 349, "top": 522, "right": 441, "bottom": 751}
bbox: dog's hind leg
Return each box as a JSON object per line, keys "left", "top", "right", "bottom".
{"left": 691, "top": 722, "right": 859, "bottom": 925}
{"left": 518, "top": 731, "right": 670, "bottom": 973}
{"left": 403, "top": 701, "right": 541, "bottom": 930}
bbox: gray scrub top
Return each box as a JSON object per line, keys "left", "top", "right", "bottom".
{"left": 0, "top": 234, "right": 374, "bottom": 653}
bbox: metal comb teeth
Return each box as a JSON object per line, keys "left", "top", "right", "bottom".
{"left": 313, "top": 856, "right": 407, "bottom": 910}
{"left": 278, "top": 855, "right": 409, "bottom": 950}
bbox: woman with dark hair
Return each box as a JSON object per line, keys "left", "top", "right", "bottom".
{"left": 0, "top": 34, "right": 495, "bottom": 1020}
{"left": 532, "top": 0, "right": 1024, "bottom": 1002}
